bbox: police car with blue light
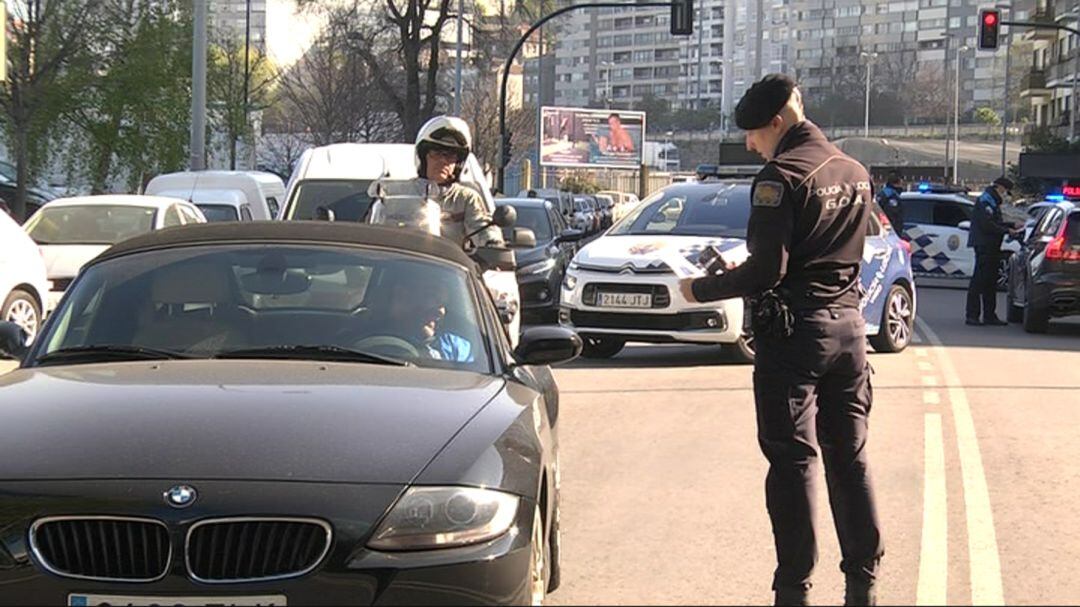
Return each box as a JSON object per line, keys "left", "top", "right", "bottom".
{"left": 558, "top": 180, "right": 917, "bottom": 361}
{"left": 899, "top": 182, "right": 1021, "bottom": 289}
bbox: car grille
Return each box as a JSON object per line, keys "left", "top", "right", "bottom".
{"left": 582, "top": 283, "right": 671, "bottom": 308}
{"left": 186, "top": 518, "right": 332, "bottom": 583}
{"left": 570, "top": 309, "right": 724, "bottom": 331}
{"left": 30, "top": 517, "right": 170, "bottom": 582}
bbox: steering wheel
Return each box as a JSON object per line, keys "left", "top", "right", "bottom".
{"left": 351, "top": 335, "right": 420, "bottom": 359}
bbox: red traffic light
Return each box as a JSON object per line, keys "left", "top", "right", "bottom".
{"left": 978, "top": 9, "right": 1001, "bottom": 50}
{"left": 984, "top": 12, "right": 998, "bottom": 26}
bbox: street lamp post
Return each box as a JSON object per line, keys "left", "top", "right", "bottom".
{"left": 600, "top": 60, "right": 614, "bottom": 109}
{"left": 954, "top": 44, "right": 970, "bottom": 184}
{"left": 998, "top": 3, "right": 1012, "bottom": 176}
{"left": 860, "top": 51, "right": 878, "bottom": 139}
{"left": 454, "top": 0, "right": 464, "bottom": 115}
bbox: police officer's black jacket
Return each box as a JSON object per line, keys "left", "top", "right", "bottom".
{"left": 967, "top": 187, "right": 1011, "bottom": 250}
{"left": 691, "top": 121, "right": 872, "bottom": 310}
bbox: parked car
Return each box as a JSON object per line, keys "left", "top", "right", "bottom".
{"left": 899, "top": 190, "right": 1021, "bottom": 289}
{"left": 145, "top": 170, "right": 285, "bottom": 221}
{"left": 22, "top": 195, "right": 206, "bottom": 310}
{"left": 519, "top": 188, "right": 576, "bottom": 222}
{"left": 570, "top": 196, "right": 597, "bottom": 234}
{"left": 498, "top": 198, "right": 584, "bottom": 324}
{"left": 559, "top": 181, "right": 916, "bottom": 361}
{"left": 0, "top": 180, "right": 55, "bottom": 223}
{"left": 1006, "top": 199, "right": 1080, "bottom": 332}
{"left": 595, "top": 193, "right": 617, "bottom": 227}
{"left": 0, "top": 212, "right": 49, "bottom": 341}
{"left": 0, "top": 221, "right": 581, "bottom": 606}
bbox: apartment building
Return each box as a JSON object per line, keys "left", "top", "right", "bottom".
{"left": 209, "top": 0, "right": 268, "bottom": 47}
{"left": 1019, "top": 0, "right": 1080, "bottom": 139}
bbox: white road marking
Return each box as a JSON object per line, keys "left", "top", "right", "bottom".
{"left": 923, "top": 391, "right": 941, "bottom": 405}
{"left": 917, "top": 412, "right": 948, "bottom": 606}
{"left": 915, "top": 348, "right": 929, "bottom": 358}
{"left": 915, "top": 319, "right": 1005, "bottom": 606}
{"left": 917, "top": 360, "right": 934, "bottom": 372}
{"left": 921, "top": 376, "right": 939, "bottom": 387}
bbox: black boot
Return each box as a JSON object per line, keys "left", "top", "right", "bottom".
{"left": 774, "top": 584, "right": 810, "bottom": 606}
{"left": 844, "top": 576, "right": 877, "bottom": 606}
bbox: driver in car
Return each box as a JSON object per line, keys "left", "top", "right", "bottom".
{"left": 385, "top": 271, "right": 474, "bottom": 363}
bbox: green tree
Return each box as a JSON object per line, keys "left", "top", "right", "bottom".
{"left": 975, "top": 107, "right": 1001, "bottom": 127}
{"left": 560, "top": 171, "right": 599, "bottom": 193}
{"left": 65, "top": 0, "right": 193, "bottom": 193}
{"left": 1, "top": 0, "right": 100, "bottom": 220}
{"left": 208, "top": 32, "right": 278, "bottom": 170}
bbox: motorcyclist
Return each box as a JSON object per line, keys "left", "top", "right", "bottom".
{"left": 376, "top": 116, "right": 503, "bottom": 250}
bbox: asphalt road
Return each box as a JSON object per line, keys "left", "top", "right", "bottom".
{"left": 547, "top": 285, "right": 1080, "bottom": 605}
{"left": 2, "top": 285, "right": 1077, "bottom": 605}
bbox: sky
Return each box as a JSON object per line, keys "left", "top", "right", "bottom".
{"left": 265, "top": 0, "right": 324, "bottom": 68}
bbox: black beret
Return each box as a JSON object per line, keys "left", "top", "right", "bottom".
{"left": 735, "top": 73, "right": 798, "bottom": 130}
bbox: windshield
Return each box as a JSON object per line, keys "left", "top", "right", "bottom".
{"left": 26, "top": 205, "right": 157, "bottom": 245}
{"left": 609, "top": 184, "right": 752, "bottom": 238}
{"left": 502, "top": 205, "right": 553, "bottom": 242}
{"left": 287, "top": 180, "right": 374, "bottom": 221}
{"left": 197, "top": 204, "right": 240, "bottom": 222}
{"left": 34, "top": 245, "right": 491, "bottom": 373}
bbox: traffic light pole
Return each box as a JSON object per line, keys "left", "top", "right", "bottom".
{"left": 497, "top": 1, "right": 678, "bottom": 194}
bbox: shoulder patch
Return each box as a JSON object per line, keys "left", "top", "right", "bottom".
{"left": 752, "top": 181, "right": 784, "bottom": 208}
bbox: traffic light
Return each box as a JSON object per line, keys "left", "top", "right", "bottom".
{"left": 978, "top": 9, "right": 1001, "bottom": 50}
{"left": 671, "top": 0, "right": 693, "bottom": 36}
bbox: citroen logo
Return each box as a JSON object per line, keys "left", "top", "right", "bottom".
{"left": 164, "top": 485, "right": 198, "bottom": 509}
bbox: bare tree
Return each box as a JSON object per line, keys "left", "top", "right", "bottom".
{"left": 1, "top": 0, "right": 100, "bottom": 220}
{"left": 274, "top": 19, "right": 399, "bottom": 145}
{"left": 208, "top": 30, "right": 278, "bottom": 170}
{"left": 909, "top": 65, "right": 951, "bottom": 124}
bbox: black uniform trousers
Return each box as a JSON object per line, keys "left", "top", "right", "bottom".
{"left": 965, "top": 247, "right": 1001, "bottom": 322}
{"left": 752, "top": 307, "right": 884, "bottom": 592}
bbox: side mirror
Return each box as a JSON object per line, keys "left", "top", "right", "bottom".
{"left": 513, "top": 326, "right": 582, "bottom": 366}
{"left": 315, "top": 206, "right": 336, "bottom": 222}
{"left": 957, "top": 220, "right": 971, "bottom": 231}
{"left": 557, "top": 228, "right": 584, "bottom": 243}
{"left": 511, "top": 227, "right": 537, "bottom": 248}
{"left": 493, "top": 205, "right": 517, "bottom": 228}
{"left": 0, "top": 321, "right": 30, "bottom": 361}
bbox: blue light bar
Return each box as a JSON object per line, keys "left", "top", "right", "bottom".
{"left": 1047, "top": 194, "right": 1066, "bottom": 202}
{"left": 918, "top": 182, "right": 931, "bottom": 192}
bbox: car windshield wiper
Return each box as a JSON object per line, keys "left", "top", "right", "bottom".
{"left": 214, "top": 345, "right": 412, "bottom": 366}
{"left": 35, "top": 345, "right": 196, "bottom": 365}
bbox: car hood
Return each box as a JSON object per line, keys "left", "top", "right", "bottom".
{"left": 574, "top": 234, "right": 749, "bottom": 271}
{"left": 38, "top": 244, "right": 110, "bottom": 280}
{"left": 515, "top": 243, "right": 554, "bottom": 267}
{"left": 0, "top": 360, "right": 505, "bottom": 483}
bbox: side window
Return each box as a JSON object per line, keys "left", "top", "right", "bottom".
{"left": 162, "top": 205, "right": 183, "bottom": 228}
{"left": 240, "top": 205, "right": 254, "bottom": 222}
{"left": 1037, "top": 209, "right": 1064, "bottom": 237}
{"left": 266, "top": 197, "right": 280, "bottom": 218}
{"left": 903, "top": 198, "right": 934, "bottom": 225}
{"left": 548, "top": 207, "right": 563, "bottom": 233}
{"left": 179, "top": 205, "right": 203, "bottom": 224}
{"left": 932, "top": 201, "right": 972, "bottom": 227}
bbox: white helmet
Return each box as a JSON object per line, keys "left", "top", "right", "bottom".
{"left": 415, "top": 115, "right": 473, "bottom": 180}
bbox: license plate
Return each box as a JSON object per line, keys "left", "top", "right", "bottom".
{"left": 598, "top": 292, "right": 652, "bottom": 308}
{"left": 69, "top": 594, "right": 286, "bottom": 607}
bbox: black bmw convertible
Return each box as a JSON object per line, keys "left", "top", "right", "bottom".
{"left": 0, "top": 222, "right": 581, "bottom": 606}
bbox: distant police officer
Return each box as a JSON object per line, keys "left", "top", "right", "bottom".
{"left": 876, "top": 172, "right": 905, "bottom": 233}
{"left": 678, "top": 74, "right": 884, "bottom": 606}
{"left": 966, "top": 176, "right": 1023, "bottom": 326}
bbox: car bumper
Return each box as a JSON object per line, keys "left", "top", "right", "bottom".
{"left": 559, "top": 269, "right": 744, "bottom": 344}
{"left": 1032, "top": 274, "right": 1080, "bottom": 317}
{"left": 0, "top": 480, "right": 537, "bottom": 606}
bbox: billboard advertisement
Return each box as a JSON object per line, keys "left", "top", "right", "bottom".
{"left": 540, "top": 106, "right": 645, "bottom": 169}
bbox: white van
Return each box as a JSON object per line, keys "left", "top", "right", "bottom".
{"left": 145, "top": 171, "right": 286, "bottom": 222}
{"left": 0, "top": 211, "right": 49, "bottom": 341}
{"left": 281, "top": 143, "right": 522, "bottom": 345}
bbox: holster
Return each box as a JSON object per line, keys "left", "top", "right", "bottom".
{"left": 749, "top": 289, "right": 795, "bottom": 339}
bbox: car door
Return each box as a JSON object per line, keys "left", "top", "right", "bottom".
{"left": 903, "top": 197, "right": 972, "bottom": 278}
{"left": 860, "top": 203, "right": 893, "bottom": 329}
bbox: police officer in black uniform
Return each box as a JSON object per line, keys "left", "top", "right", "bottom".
{"left": 965, "top": 176, "right": 1023, "bottom": 326}
{"left": 679, "top": 75, "right": 884, "bottom": 606}
{"left": 875, "top": 172, "right": 905, "bottom": 233}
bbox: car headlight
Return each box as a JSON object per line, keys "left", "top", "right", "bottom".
{"left": 563, "top": 273, "right": 578, "bottom": 290}
{"left": 517, "top": 258, "right": 556, "bottom": 276}
{"left": 367, "top": 487, "right": 520, "bottom": 551}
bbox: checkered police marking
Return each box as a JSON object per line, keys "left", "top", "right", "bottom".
{"left": 753, "top": 181, "right": 783, "bottom": 207}
{"left": 905, "top": 225, "right": 968, "bottom": 278}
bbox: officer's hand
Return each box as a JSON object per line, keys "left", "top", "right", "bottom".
{"left": 678, "top": 277, "right": 699, "bottom": 303}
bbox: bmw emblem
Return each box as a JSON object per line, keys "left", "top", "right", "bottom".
{"left": 164, "top": 485, "right": 198, "bottom": 508}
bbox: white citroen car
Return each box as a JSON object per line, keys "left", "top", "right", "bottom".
{"left": 559, "top": 181, "right": 755, "bottom": 361}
